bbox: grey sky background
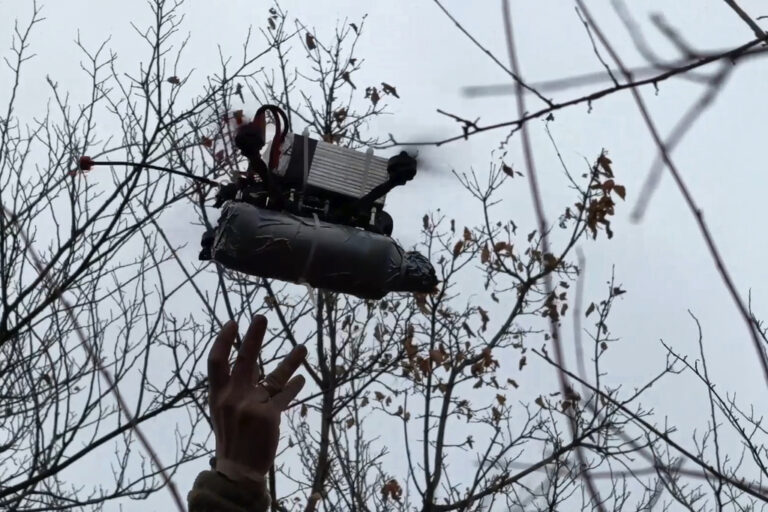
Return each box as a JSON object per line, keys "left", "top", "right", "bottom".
{"left": 2, "top": 0, "right": 767, "bottom": 510}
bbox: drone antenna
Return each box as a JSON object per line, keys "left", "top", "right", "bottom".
{"left": 70, "top": 157, "right": 220, "bottom": 187}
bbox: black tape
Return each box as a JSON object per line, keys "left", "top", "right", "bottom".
{"left": 205, "top": 201, "right": 437, "bottom": 300}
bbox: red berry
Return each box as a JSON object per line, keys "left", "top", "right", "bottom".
{"left": 79, "top": 156, "right": 95, "bottom": 171}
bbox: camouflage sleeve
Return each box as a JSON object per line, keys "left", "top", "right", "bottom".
{"left": 187, "top": 470, "right": 270, "bottom": 512}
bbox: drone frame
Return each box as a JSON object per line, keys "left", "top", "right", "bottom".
{"left": 229, "top": 104, "right": 417, "bottom": 236}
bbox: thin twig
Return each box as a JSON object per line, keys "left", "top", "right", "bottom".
{"left": 533, "top": 348, "right": 768, "bottom": 503}
{"left": 432, "top": 0, "right": 553, "bottom": 107}
{"left": 575, "top": 6, "right": 619, "bottom": 87}
{"left": 723, "top": 0, "right": 767, "bottom": 39}
{"left": 1, "top": 205, "right": 186, "bottom": 511}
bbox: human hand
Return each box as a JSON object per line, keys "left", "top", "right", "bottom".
{"left": 207, "top": 315, "right": 307, "bottom": 483}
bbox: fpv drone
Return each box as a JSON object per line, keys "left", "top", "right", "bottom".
{"left": 197, "top": 105, "right": 438, "bottom": 300}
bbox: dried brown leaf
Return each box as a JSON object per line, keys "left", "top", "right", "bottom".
{"left": 305, "top": 32, "right": 316, "bottom": 50}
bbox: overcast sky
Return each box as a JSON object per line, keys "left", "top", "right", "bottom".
{"left": 3, "top": 0, "right": 767, "bottom": 510}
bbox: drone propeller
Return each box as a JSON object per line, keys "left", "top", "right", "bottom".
{"left": 386, "top": 145, "right": 441, "bottom": 178}
{"left": 390, "top": 128, "right": 455, "bottom": 177}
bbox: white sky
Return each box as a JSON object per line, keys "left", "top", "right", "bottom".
{"left": 3, "top": 0, "right": 768, "bottom": 510}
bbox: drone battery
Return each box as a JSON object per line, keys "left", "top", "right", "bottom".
{"left": 201, "top": 201, "right": 437, "bottom": 300}
{"left": 267, "top": 133, "right": 390, "bottom": 204}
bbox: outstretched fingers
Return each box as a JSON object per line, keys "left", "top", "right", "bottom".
{"left": 263, "top": 344, "right": 307, "bottom": 394}
{"left": 271, "top": 375, "right": 306, "bottom": 410}
{"left": 208, "top": 320, "right": 237, "bottom": 398}
{"left": 231, "top": 315, "right": 268, "bottom": 385}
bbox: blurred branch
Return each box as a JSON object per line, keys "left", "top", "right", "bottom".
{"left": 386, "top": 37, "right": 768, "bottom": 148}
{"left": 502, "top": 3, "right": 605, "bottom": 511}
{"left": 461, "top": 46, "right": 767, "bottom": 97}
{"left": 575, "top": 0, "right": 768, "bottom": 393}
{"left": 630, "top": 66, "right": 731, "bottom": 221}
